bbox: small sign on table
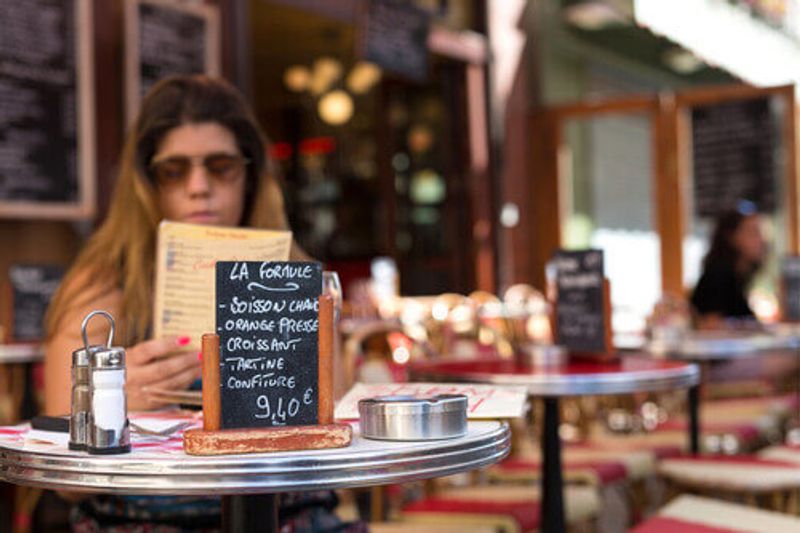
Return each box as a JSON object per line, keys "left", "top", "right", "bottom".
{"left": 183, "top": 261, "right": 351, "bottom": 455}
{"left": 552, "top": 249, "right": 614, "bottom": 360}
{"left": 335, "top": 383, "right": 528, "bottom": 420}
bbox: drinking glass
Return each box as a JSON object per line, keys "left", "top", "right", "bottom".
{"left": 323, "top": 271, "right": 343, "bottom": 323}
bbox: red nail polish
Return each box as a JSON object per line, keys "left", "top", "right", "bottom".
{"left": 197, "top": 351, "right": 203, "bottom": 361}
{"left": 177, "top": 336, "right": 191, "bottom": 346}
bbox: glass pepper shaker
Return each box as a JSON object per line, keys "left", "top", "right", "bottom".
{"left": 68, "top": 344, "right": 99, "bottom": 451}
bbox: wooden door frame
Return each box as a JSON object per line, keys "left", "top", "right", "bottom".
{"left": 530, "top": 83, "right": 797, "bottom": 298}
{"left": 428, "top": 27, "right": 495, "bottom": 293}
{"left": 529, "top": 96, "right": 662, "bottom": 290}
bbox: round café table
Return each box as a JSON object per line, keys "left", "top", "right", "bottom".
{"left": 410, "top": 355, "right": 700, "bottom": 533}
{"left": 648, "top": 330, "right": 800, "bottom": 361}
{"left": 0, "top": 413, "right": 510, "bottom": 532}
{"left": 648, "top": 330, "right": 800, "bottom": 453}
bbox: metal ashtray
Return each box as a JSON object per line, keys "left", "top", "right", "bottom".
{"left": 517, "top": 343, "right": 568, "bottom": 367}
{"left": 358, "top": 394, "right": 468, "bottom": 441}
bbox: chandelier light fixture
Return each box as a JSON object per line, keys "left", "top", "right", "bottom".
{"left": 283, "top": 58, "right": 382, "bottom": 126}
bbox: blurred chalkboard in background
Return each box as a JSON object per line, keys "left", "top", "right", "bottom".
{"left": 9, "top": 264, "right": 64, "bottom": 342}
{"left": 0, "top": 0, "right": 82, "bottom": 208}
{"left": 126, "top": 0, "right": 219, "bottom": 124}
{"left": 362, "top": 0, "right": 431, "bottom": 82}
{"left": 553, "top": 249, "right": 609, "bottom": 355}
{"left": 692, "top": 97, "right": 777, "bottom": 218}
{"left": 139, "top": 2, "right": 206, "bottom": 97}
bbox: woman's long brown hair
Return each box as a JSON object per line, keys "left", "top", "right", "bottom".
{"left": 46, "top": 75, "right": 293, "bottom": 344}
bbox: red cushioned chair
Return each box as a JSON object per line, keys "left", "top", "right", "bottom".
{"left": 401, "top": 485, "right": 599, "bottom": 533}
{"left": 631, "top": 494, "right": 800, "bottom": 532}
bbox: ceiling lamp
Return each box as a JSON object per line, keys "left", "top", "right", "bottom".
{"left": 662, "top": 47, "right": 704, "bottom": 74}
{"left": 563, "top": 0, "right": 629, "bottom": 30}
{"left": 283, "top": 65, "right": 311, "bottom": 92}
{"left": 310, "top": 57, "right": 343, "bottom": 95}
{"left": 346, "top": 62, "right": 382, "bottom": 94}
{"left": 318, "top": 90, "right": 354, "bottom": 125}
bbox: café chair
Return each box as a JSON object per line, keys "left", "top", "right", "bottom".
{"left": 758, "top": 442, "right": 800, "bottom": 465}
{"left": 429, "top": 293, "right": 482, "bottom": 356}
{"left": 339, "top": 320, "right": 442, "bottom": 521}
{"left": 703, "top": 379, "right": 776, "bottom": 400}
{"left": 631, "top": 494, "right": 800, "bottom": 532}
{"left": 502, "top": 284, "right": 543, "bottom": 305}
{"left": 370, "top": 523, "right": 495, "bottom": 533}
{"left": 423, "top": 291, "right": 514, "bottom": 360}
{"left": 342, "top": 320, "right": 438, "bottom": 388}
{"left": 593, "top": 388, "right": 791, "bottom": 456}
{"left": 467, "top": 290, "right": 501, "bottom": 306}
{"left": 488, "top": 461, "right": 630, "bottom": 531}
{"left": 489, "top": 437, "right": 661, "bottom": 527}
{"left": 657, "top": 454, "right": 800, "bottom": 512}
{"left": 401, "top": 484, "right": 599, "bottom": 533}
{"left": 655, "top": 393, "right": 792, "bottom": 455}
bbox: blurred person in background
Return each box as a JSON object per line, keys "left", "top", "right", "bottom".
{"left": 690, "top": 200, "right": 766, "bottom": 330}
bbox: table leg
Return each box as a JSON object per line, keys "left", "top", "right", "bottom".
{"left": 541, "top": 397, "right": 565, "bottom": 533}
{"left": 688, "top": 384, "right": 700, "bottom": 455}
{"left": 222, "top": 494, "right": 279, "bottom": 533}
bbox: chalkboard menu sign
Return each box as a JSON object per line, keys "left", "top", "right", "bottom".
{"left": 362, "top": 0, "right": 431, "bottom": 82}
{"left": 692, "top": 97, "right": 777, "bottom": 218}
{"left": 781, "top": 256, "right": 800, "bottom": 322}
{"left": 0, "top": 0, "right": 94, "bottom": 218}
{"left": 216, "top": 261, "right": 322, "bottom": 429}
{"left": 553, "top": 249, "right": 609, "bottom": 354}
{"left": 9, "top": 264, "right": 64, "bottom": 341}
{"left": 125, "top": 0, "right": 220, "bottom": 123}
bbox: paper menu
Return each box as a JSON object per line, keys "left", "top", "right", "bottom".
{"left": 153, "top": 221, "right": 292, "bottom": 349}
{"left": 334, "top": 382, "right": 529, "bottom": 420}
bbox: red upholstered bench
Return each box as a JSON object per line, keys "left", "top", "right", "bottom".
{"left": 401, "top": 485, "right": 599, "bottom": 533}
{"left": 489, "top": 456, "right": 627, "bottom": 487}
{"left": 757, "top": 443, "right": 800, "bottom": 464}
{"left": 369, "top": 523, "right": 495, "bottom": 533}
{"left": 654, "top": 419, "right": 764, "bottom": 454}
{"left": 404, "top": 498, "right": 540, "bottom": 532}
{"left": 658, "top": 454, "right": 800, "bottom": 511}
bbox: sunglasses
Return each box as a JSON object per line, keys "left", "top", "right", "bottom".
{"left": 148, "top": 153, "right": 250, "bottom": 185}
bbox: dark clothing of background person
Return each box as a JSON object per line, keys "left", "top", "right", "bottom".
{"left": 690, "top": 261, "right": 755, "bottom": 319}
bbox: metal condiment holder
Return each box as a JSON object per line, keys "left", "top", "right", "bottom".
{"left": 69, "top": 312, "right": 116, "bottom": 450}
{"left": 517, "top": 343, "right": 568, "bottom": 368}
{"left": 358, "top": 394, "right": 468, "bottom": 441}
{"left": 74, "top": 311, "right": 130, "bottom": 455}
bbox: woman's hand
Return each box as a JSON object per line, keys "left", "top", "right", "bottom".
{"left": 125, "top": 336, "right": 201, "bottom": 411}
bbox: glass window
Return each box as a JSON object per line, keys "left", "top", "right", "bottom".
{"left": 562, "top": 113, "right": 660, "bottom": 338}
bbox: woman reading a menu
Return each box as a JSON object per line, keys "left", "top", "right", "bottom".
{"left": 44, "top": 75, "right": 357, "bottom": 532}
{"left": 690, "top": 200, "right": 766, "bottom": 329}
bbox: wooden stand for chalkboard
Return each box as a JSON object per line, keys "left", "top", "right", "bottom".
{"left": 184, "top": 295, "right": 352, "bottom": 455}
{"left": 600, "top": 278, "right": 615, "bottom": 359}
